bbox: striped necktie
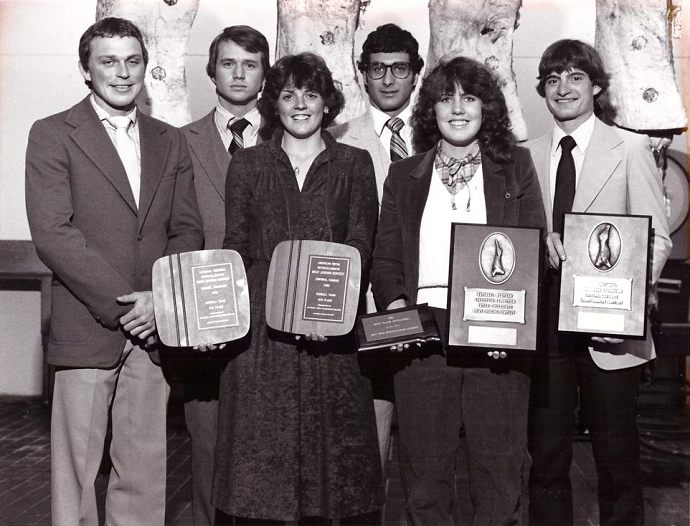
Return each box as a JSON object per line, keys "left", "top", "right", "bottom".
{"left": 107, "top": 116, "right": 140, "bottom": 207}
{"left": 228, "top": 118, "right": 250, "bottom": 155}
{"left": 386, "top": 117, "right": 408, "bottom": 161}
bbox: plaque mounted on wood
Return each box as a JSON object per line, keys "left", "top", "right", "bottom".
{"left": 355, "top": 304, "right": 441, "bottom": 352}
{"left": 559, "top": 213, "right": 651, "bottom": 338}
{"left": 266, "top": 240, "right": 361, "bottom": 336}
{"left": 447, "top": 223, "right": 543, "bottom": 351}
{"left": 152, "top": 249, "right": 250, "bottom": 347}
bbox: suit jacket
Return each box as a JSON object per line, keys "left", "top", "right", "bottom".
{"left": 527, "top": 118, "right": 672, "bottom": 369}
{"left": 329, "top": 111, "right": 390, "bottom": 205}
{"left": 371, "top": 145, "right": 546, "bottom": 311}
{"left": 182, "top": 110, "right": 263, "bottom": 249}
{"left": 26, "top": 96, "right": 204, "bottom": 367}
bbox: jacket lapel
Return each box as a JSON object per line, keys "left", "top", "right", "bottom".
{"left": 137, "top": 112, "right": 171, "bottom": 228}
{"left": 345, "top": 112, "right": 391, "bottom": 202}
{"left": 483, "top": 155, "right": 506, "bottom": 225}
{"left": 573, "top": 119, "right": 622, "bottom": 212}
{"left": 527, "top": 134, "right": 553, "bottom": 230}
{"left": 67, "top": 97, "right": 139, "bottom": 214}
{"left": 188, "top": 111, "right": 230, "bottom": 201}
{"left": 406, "top": 149, "right": 435, "bottom": 253}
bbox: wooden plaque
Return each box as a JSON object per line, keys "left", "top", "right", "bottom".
{"left": 152, "top": 249, "right": 250, "bottom": 347}
{"left": 266, "top": 240, "right": 361, "bottom": 336}
{"left": 447, "top": 223, "right": 543, "bottom": 351}
{"left": 559, "top": 213, "right": 651, "bottom": 338}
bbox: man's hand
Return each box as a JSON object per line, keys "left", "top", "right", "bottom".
{"left": 547, "top": 232, "right": 567, "bottom": 269}
{"left": 296, "top": 332, "right": 328, "bottom": 342}
{"left": 591, "top": 336, "right": 625, "bottom": 345}
{"left": 117, "top": 291, "right": 156, "bottom": 340}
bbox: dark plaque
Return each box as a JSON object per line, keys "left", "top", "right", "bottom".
{"left": 265, "top": 240, "right": 361, "bottom": 336}
{"left": 152, "top": 249, "right": 250, "bottom": 347}
{"left": 559, "top": 213, "right": 651, "bottom": 338}
{"left": 447, "top": 223, "right": 543, "bottom": 351}
{"left": 356, "top": 304, "right": 441, "bottom": 352}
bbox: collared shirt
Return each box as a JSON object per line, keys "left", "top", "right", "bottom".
{"left": 370, "top": 104, "right": 414, "bottom": 156}
{"left": 91, "top": 95, "right": 141, "bottom": 165}
{"left": 548, "top": 112, "right": 596, "bottom": 201}
{"left": 214, "top": 103, "right": 261, "bottom": 151}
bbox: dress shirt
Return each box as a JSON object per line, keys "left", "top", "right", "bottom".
{"left": 548, "top": 113, "right": 596, "bottom": 202}
{"left": 91, "top": 96, "right": 141, "bottom": 167}
{"left": 370, "top": 104, "right": 414, "bottom": 156}
{"left": 214, "top": 103, "right": 261, "bottom": 151}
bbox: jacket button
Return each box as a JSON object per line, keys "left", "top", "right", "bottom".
{"left": 137, "top": 234, "right": 143, "bottom": 241}
{"left": 505, "top": 192, "right": 511, "bottom": 199}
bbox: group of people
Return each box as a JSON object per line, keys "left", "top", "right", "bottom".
{"left": 25, "top": 16, "right": 671, "bottom": 526}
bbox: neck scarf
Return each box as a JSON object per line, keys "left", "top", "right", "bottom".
{"left": 434, "top": 141, "right": 482, "bottom": 210}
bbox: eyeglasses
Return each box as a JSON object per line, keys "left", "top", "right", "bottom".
{"left": 366, "top": 62, "right": 412, "bottom": 80}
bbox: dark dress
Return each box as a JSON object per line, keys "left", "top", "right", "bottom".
{"left": 212, "top": 130, "right": 384, "bottom": 522}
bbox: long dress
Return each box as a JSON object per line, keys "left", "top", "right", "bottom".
{"left": 212, "top": 130, "right": 384, "bottom": 521}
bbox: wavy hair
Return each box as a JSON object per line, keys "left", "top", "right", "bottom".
{"left": 258, "top": 52, "right": 345, "bottom": 139}
{"left": 411, "top": 57, "right": 515, "bottom": 163}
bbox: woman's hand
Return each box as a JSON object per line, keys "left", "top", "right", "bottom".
{"left": 487, "top": 350, "right": 507, "bottom": 360}
{"left": 193, "top": 342, "right": 226, "bottom": 352}
{"left": 295, "top": 332, "right": 328, "bottom": 342}
{"left": 387, "top": 299, "right": 407, "bottom": 310}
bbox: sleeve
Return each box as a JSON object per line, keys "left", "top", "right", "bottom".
{"left": 370, "top": 167, "right": 410, "bottom": 309}
{"left": 344, "top": 148, "right": 378, "bottom": 266}
{"left": 25, "top": 119, "right": 133, "bottom": 329}
{"left": 165, "top": 130, "right": 204, "bottom": 255}
{"left": 624, "top": 133, "right": 672, "bottom": 284}
{"left": 222, "top": 150, "right": 253, "bottom": 268}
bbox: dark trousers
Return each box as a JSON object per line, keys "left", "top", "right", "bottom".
{"left": 395, "top": 349, "right": 531, "bottom": 526}
{"left": 528, "top": 347, "right": 644, "bottom": 526}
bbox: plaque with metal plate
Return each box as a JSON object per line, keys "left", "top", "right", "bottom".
{"left": 356, "top": 304, "right": 441, "bottom": 352}
{"left": 447, "top": 223, "right": 543, "bottom": 351}
{"left": 266, "top": 240, "right": 361, "bottom": 336}
{"left": 152, "top": 249, "right": 250, "bottom": 347}
{"left": 559, "top": 213, "right": 651, "bottom": 338}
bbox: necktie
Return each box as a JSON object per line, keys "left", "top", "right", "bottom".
{"left": 386, "top": 117, "right": 408, "bottom": 161}
{"left": 108, "top": 116, "right": 140, "bottom": 207}
{"left": 228, "top": 118, "right": 250, "bottom": 155}
{"left": 552, "top": 135, "right": 577, "bottom": 236}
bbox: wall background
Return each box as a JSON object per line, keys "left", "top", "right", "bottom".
{"left": 1, "top": 0, "right": 688, "bottom": 395}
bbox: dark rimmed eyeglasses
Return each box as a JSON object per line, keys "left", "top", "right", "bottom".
{"left": 366, "top": 62, "right": 412, "bottom": 80}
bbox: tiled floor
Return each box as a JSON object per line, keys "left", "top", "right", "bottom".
{"left": 0, "top": 393, "right": 687, "bottom": 526}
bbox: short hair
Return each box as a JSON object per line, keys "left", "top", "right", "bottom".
{"left": 206, "top": 25, "right": 270, "bottom": 80}
{"left": 536, "top": 39, "right": 616, "bottom": 123}
{"left": 79, "top": 17, "right": 148, "bottom": 71}
{"left": 410, "top": 56, "right": 515, "bottom": 163}
{"left": 357, "top": 24, "right": 424, "bottom": 75}
{"left": 258, "top": 52, "right": 345, "bottom": 139}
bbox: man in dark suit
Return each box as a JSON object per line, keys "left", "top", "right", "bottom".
{"left": 526, "top": 39, "right": 672, "bottom": 526}
{"left": 25, "top": 18, "right": 203, "bottom": 526}
{"left": 180, "top": 25, "right": 269, "bottom": 526}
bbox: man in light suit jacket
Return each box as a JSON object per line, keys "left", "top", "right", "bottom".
{"left": 179, "top": 25, "right": 269, "bottom": 526}
{"left": 329, "top": 23, "right": 424, "bottom": 474}
{"left": 25, "top": 18, "right": 203, "bottom": 526}
{"left": 526, "top": 40, "right": 672, "bottom": 526}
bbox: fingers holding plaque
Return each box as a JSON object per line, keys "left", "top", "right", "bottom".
{"left": 447, "top": 223, "right": 543, "bottom": 352}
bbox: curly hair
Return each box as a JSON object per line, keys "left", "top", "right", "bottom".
{"left": 536, "top": 39, "right": 616, "bottom": 125}
{"left": 411, "top": 57, "right": 515, "bottom": 163}
{"left": 258, "top": 52, "right": 345, "bottom": 139}
{"left": 357, "top": 23, "right": 424, "bottom": 75}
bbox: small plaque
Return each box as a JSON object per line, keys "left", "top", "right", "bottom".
{"left": 356, "top": 304, "right": 441, "bottom": 352}
{"left": 559, "top": 213, "right": 651, "bottom": 338}
{"left": 152, "top": 249, "right": 250, "bottom": 347}
{"left": 447, "top": 223, "right": 543, "bottom": 351}
{"left": 266, "top": 240, "right": 361, "bottom": 336}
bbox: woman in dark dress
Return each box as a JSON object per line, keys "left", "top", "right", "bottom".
{"left": 213, "top": 52, "right": 383, "bottom": 524}
{"left": 371, "top": 57, "right": 546, "bottom": 525}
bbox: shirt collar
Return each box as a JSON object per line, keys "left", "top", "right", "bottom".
{"left": 369, "top": 103, "right": 413, "bottom": 137}
{"left": 90, "top": 94, "right": 138, "bottom": 125}
{"left": 550, "top": 112, "right": 596, "bottom": 156}
{"left": 214, "top": 102, "right": 261, "bottom": 135}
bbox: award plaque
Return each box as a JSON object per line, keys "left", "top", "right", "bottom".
{"left": 355, "top": 304, "right": 441, "bottom": 352}
{"left": 447, "top": 223, "right": 543, "bottom": 351}
{"left": 152, "top": 249, "right": 250, "bottom": 347}
{"left": 265, "top": 240, "right": 361, "bottom": 336}
{"left": 559, "top": 213, "right": 651, "bottom": 338}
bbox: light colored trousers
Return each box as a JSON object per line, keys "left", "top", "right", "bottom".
{"left": 51, "top": 341, "right": 169, "bottom": 526}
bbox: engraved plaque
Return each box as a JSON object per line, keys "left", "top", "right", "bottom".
{"left": 356, "top": 304, "right": 441, "bottom": 352}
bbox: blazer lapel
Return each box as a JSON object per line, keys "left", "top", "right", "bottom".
{"left": 573, "top": 119, "right": 622, "bottom": 212}
{"left": 188, "top": 111, "right": 230, "bottom": 201}
{"left": 528, "top": 134, "right": 553, "bottom": 231}
{"left": 483, "top": 155, "right": 506, "bottom": 225}
{"left": 345, "top": 112, "right": 391, "bottom": 202}
{"left": 137, "top": 112, "right": 171, "bottom": 227}
{"left": 405, "top": 149, "right": 435, "bottom": 253}
{"left": 67, "top": 97, "right": 138, "bottom": 214}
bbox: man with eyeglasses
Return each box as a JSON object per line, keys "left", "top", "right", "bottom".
{"left": 330, "top": 22, "right": 424, "bottom": 477}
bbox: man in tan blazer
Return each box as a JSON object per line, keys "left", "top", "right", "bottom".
{"left": 25, "top": 18, "right": 203, "bottom": 526}
{"left": 179, "top": 25, "right": 269, "bottom": 526}
{"left": 526, "top": 40, "right": 672, "bottom": 526}
{"left": 329, "top": 23, "right": 424, "bottom": 475}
